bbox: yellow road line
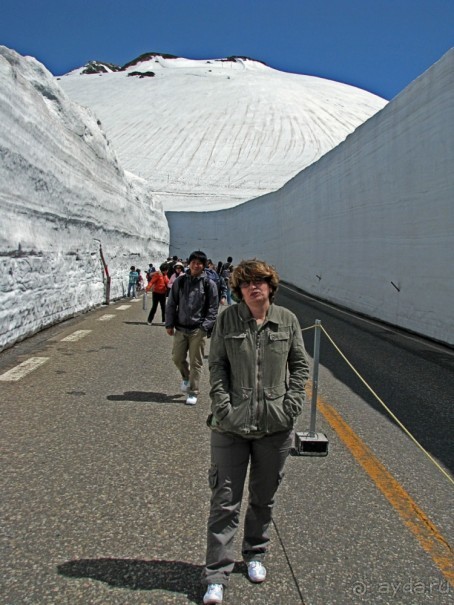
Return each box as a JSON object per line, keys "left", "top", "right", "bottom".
{"left": 318, "top": 397, "right": 454, "bottom": 586}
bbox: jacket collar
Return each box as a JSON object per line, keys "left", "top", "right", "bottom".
{"left": 238, "top": 301, "right": 279, "bottom": 325}
{"left": 187, "top": 270, "right": 206, "bottom": 282}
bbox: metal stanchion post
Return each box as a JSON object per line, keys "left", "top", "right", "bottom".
{"left": 309, "top": 319, "right": 321, "bottom": 436}
{"left": 293, "top": 319, "right": 329, "bottom": 456}
{"left": 143, "top": 291, "right": 147, "bottom": 311}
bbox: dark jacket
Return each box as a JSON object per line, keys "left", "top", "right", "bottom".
{"left": 207, "top": 301, "right": 309, "bottom": 437}
{"left": 165, "top": 272, "right": 219, "bottom": 333}
{"left": 205, "top": 268, "right": 227, "bottom": 300}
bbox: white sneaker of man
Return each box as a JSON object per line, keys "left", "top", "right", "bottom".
{"left": 180, "top": 379, "right": 189, "bottom": 393}
{"left": 185, "top": 393, "right": 197, "bottom": 405}
{"left": 247, "top": 560, "right": 267, "bottom": 583}
{"left": 203, "top": 583, "right": 223, "bottom": 604}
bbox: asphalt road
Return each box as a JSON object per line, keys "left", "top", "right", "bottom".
{"left": 1, "top": 291, "right": 453, "bottom": 605}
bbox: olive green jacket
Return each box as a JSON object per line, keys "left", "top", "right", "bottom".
{"left": 207, "top": 301, "right": 310, "bottom": 437}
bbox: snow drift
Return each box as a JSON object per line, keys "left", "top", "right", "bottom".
{"left": 0, "top": 46, "right": 169, "bottom": 351}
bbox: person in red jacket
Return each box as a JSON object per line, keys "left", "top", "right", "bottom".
{"left": 146, "top": 263, "right": 169, "bottom": 325}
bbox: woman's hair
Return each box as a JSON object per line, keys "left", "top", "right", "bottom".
{"left": 230, "top": 259, "right": 279, "bottom": 303}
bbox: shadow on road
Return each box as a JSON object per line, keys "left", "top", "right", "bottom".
{"left": 58, "top": 558, "right": 247, "bottom": 602}
{"left": 107, "top": 391, "right": 184, "bottom": 404}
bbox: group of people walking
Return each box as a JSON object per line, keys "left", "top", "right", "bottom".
{"left": 141, "top": 255, "right": 234, "bottom": 328}
{"left": 127, "top": 252, "right": 310, "bottom": 605}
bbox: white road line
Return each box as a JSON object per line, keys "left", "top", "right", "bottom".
{"left": 116, "top": 305, "right": 131, "bottom": 310}
{"left": 0, "top": 357, "right": 49, "bottom": 382}
{"left": 98, "top": 314, "right": 116, "bottom": 322}
{"left": 60, "top": 330, "right": 92, "bottom": 342}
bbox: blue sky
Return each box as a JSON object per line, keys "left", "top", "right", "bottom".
{"left": 1, "top": 0, "right": 453, "bottom": 99}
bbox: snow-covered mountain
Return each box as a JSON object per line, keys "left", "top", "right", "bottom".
{"left": 59, "top": 53, "right": 387, "bottom": 210}
{"left": 0, "top": 46, "right": 168, "bottom": 350}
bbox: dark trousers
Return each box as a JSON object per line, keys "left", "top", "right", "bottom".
{"left": 202, "top": 429, "right": 293, "bottom": 586}
{"left": 147, "top": 292, "right": 166, "bottom": 323}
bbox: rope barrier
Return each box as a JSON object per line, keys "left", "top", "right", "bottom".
{"left": 300, "top": 324, "right": 317, "bottom": 332}
{"left": 311, "top": 323, "right": 453, "bottom": 486}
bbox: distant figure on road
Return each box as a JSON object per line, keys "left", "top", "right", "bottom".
{"left": 127, "top": 266, "right": 138, "bottom": 298}
{"left": 165, "top": 250, "right": 218, "bottom": 406}
{"left": 166, "top": 255, "right": 179, "bottom": 279}
{"left": 167, "top": 261, "right": 185, "bottom": 292}
{"left": 201, "top": 259, "right": 309, "bottom": 605}
{"left": 206, "top": 260, "right": 227, "bottom": 306}
{"left": 146, "top": 263, "right": 156, "bottom": 283}
{"left": 146, "top": 263, "right": 169, "bottom": 325}
{"left": 220, "top": 256, "right": 234, "bottom": 305}
{"left": 136, "top": 269, "right": 144, "bottom": 291}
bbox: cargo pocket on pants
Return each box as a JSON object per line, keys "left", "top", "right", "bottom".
{"left": 276, "top": 470, "right": 285, "bottom": 490}
{"left": 208, "top": 464, "right": 218, "bottom": 489}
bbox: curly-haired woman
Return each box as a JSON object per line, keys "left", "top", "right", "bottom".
{"left": 202, "top": 259, "right": 310, "bottom": 604}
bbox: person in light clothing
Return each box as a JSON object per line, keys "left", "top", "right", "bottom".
{"left": 167, "top": 261, "right": 185, "bottom": 291}
{"left": 202, "top": 259, "right": 309, "bottom": 604}
{"left": 127, "top": 266, "right": 138, "bottom": 298}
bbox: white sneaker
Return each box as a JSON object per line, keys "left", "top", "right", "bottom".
{"left": 247, "top": 560, "right": 266, "bottom": 583}
{"left": 185, "top": 394, "right": 197, "bottom": 405}
{"left": 180, "top": 379, "right": 189, "bottom": 393}
{"left": 203, "top": 583, "right": 223, "bottom": 604}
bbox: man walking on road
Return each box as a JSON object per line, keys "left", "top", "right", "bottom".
{"left": 165, "top": 250, "right": 219, "bottom": 405}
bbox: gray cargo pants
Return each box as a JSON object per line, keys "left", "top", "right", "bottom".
{"left": 202, "top": 429, "right": 293, "bottom": 586}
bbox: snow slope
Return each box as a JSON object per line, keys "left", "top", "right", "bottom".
{"left": 59, "top": 54, "right": 387, "bottom": 210}
{"left": 0, "top": 46, "right": 169, "bottom": 351}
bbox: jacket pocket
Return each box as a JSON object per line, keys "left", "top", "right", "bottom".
{"left": 219, "top": 387, "right": 253, "bottom": 433}
{"left": 224, "top": 332, "right": 248, "bottom": 354}
{"left": 264, "top": 385, "right": 294, "bottom": 432}
{"left": 267, "top": 330, "right": 290, "bottom": 353}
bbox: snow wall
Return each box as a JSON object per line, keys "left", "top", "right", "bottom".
{"left": 0, "top": 47, "right": 169, "bottom": 351}
{"left": 167, "top": 49, "right": 454, "bottom": 345}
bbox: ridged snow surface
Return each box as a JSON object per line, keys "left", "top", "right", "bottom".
{"left": 59, "top": 55, "right": 387, "bottom": 210}
{"left": 0, "top": 46, "right": 169, "bottom": 350}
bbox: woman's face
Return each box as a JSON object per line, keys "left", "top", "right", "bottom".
{"left": 239, "top": 277, "right": 271, "bottom": 307}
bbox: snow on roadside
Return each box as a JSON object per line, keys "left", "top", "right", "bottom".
{"left": 0, "top": 46, "right": 169, "bottom": 351}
